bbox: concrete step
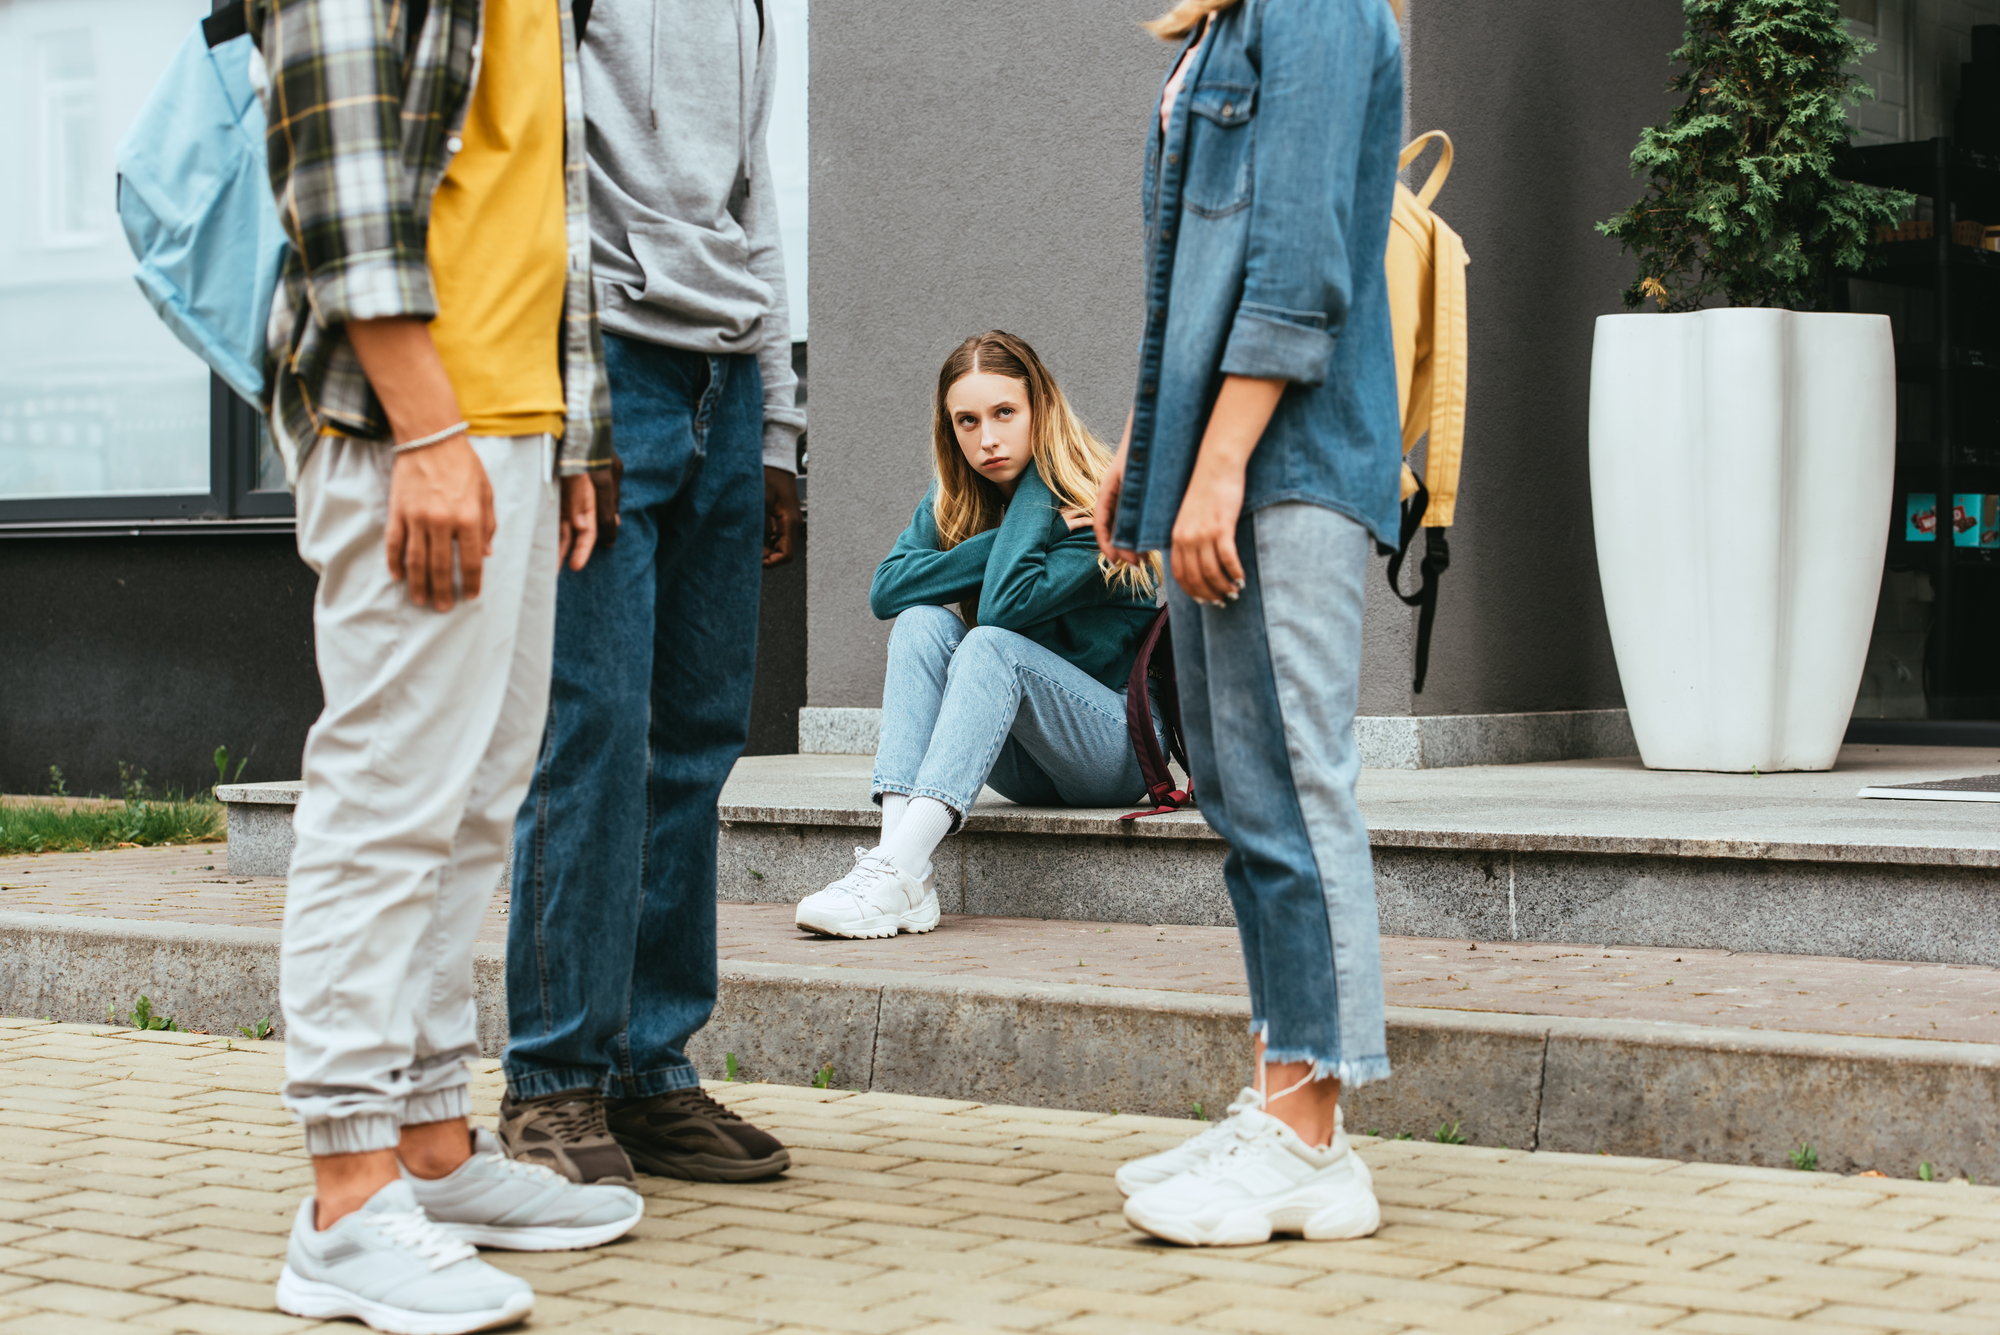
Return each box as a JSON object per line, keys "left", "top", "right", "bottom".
{"left": 5, "top": 907, "right": 1996, "bottom": 1182}
{"left": 221, "top": 743, "right": 2000, "bottom": 966}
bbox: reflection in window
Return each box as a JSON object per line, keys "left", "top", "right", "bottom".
{"left": 40, "top": 30, "right": 103, "bottom": 247}
{"left": 0, "top": 0, "right": 213, "bottom": 503}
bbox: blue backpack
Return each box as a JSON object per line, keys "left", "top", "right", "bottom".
{"left": 115, "top": 4, "right": 289, "bottom": 406}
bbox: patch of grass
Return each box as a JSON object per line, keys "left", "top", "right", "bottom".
{"left": 109, "top": 996, "right": 180, "bottom": 1032}
{"left": 724, "top": 1052, "right": 739, "bottom": 1082}
{"left": 811, "top": 1062, "right": 835, "bottom": 1090}
{"left": 1919, "top": 1161, "right": 1935, "bottom": 1182}
{"left": 237, "top": 1017, "right": 274, "bottom": 1040}
{"left": 1435, "top": 1120, "right": 1468, "bottom": 1145}
{"left": 1, "top": 764, "right": 223, "bottom": 855}
{"left": 1191, "top": 1102, "right": 1206, "bottom": 1121}
{"left": 1790, "top": 1143, "right": 1819, "bottom": 1173}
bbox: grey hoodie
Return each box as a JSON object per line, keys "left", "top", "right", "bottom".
{"left": 582, "top": 0, "right": 802, "bottom": 470}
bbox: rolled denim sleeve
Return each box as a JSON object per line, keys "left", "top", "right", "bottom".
{"left": 256, "top": 0, "right": 436, "bottom": 326}
{"left": 1218, "top": 0, "right": 1386, "bottom": 387}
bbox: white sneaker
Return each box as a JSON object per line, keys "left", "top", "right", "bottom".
{"left": 275, "top": 1179, "right": 534, "bottom": 1335}
{"left": 795, "top": 846, "right": 940, "bottom": 939}
{"left": 1115, "top": 1095, "right": 1363, "bottom": 1197}
{"left": 1122, "top": 1108, "right": 1381, "bottom": 1246}
{"left": 408, "top": 1128, "right": 644, "bottom": 1251}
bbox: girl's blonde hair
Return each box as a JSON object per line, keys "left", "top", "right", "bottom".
{"left": 930, "top": 331, "right": 1160, "bottom": 604}
{"left": 1144, "top": 0, "right": 1400, "bottom": 41}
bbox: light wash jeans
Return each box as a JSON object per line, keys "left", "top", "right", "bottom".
{"left": 283, "top": 433, "right": 559, "bottom": 1156}
{"left": 1166, "top": 502, "right": 1390, "bottom": 1086}
{"left": 873, "top": 605, "right": 1163, "bottom": 826}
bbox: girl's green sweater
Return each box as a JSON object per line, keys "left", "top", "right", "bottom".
{"left": 869, "top": 465, "right": 1159, "bottom": 691}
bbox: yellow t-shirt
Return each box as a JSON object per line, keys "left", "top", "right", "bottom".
{"left": 425, "top": 0, "right": 568, "bottom": 438}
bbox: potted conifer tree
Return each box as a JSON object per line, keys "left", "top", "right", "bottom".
{"left": 1591, "top": 0, "right": 1911, "bottom": 772}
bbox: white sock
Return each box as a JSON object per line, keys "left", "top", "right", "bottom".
{"left": 880, "top": 796, "right": 953, "bottom": 881}
{"left": 880, "top": 793, "right": 909, "bottom": 845}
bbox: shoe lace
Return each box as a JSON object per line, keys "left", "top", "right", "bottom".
{"left": 662, "top": 1085, "right": 743, "bottom": 1124}
{"left": 529, "top": 1096, "right": 613, "bottom": 1144}
{"left": 1189, "top": 1116, "right": 1280, "bottom": 1180}
{"left": 1184, "top": 1087, "right": 1262, "bottom": 1151}
{"left": 373, "top": 1208, "right": 477, "bottom": 1271}
{"left": 830, "top": 847, "right": 898, "bottom": 902}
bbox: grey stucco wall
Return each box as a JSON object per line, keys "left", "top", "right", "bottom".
{"left": 1398, "top": 0, "right": 1684, "bottom": 715}
{"left": 807, "top": 0, "right": 1165, "bottom": 710}
{"left": 808, "top": 0, "right": 1684, "bottom": 716}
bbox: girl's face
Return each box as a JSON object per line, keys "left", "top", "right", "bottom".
{"left": 947, "top": 372, "right": 1033, "bottom": 496}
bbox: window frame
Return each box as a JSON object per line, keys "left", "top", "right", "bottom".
{"left": 0, "top": 375, "right": 295, "bottom": 537}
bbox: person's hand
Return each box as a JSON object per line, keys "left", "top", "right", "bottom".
{"left": 1093, "top": 420, "right": 1143, "bottom": 567}
{"left": 387, "top": 434, "right": 494, "bottom": 612}
{"left": 1060, "top": 506, "right": 1093, "bottom": 533}
{"left": 590, "top": 452, "right": 623, "bottom": 552}
{"left": 1170, "top": 455, "right": 1247, "bottom": 607}
{"left": 1168, "top": 375, "right": 1284, "bottom": 607}
{"left": 764, "top": 466, "right": 802, "bottom": 567}
{"left": 559, "top": 473, "right": 598, "bottom": 571}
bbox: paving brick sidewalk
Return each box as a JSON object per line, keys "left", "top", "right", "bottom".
{"left": 0, "top": 1018, "right": 1996, "bottom": 1335}
{"left": 5, "top": 847, "right": 1998, "bottom": 1045}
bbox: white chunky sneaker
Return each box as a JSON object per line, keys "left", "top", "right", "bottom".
{"left": 275, "top": 1179, "right": 533, "bottom": 1335}
{"left": 1116, "top": 1087, "right": 1263, "bottom": 1196}
{"left": 794, "top": 846, "right": 940, "bottom": 939}
{"left": 1116, "top": 1096, "right": 1365, "bottom": 1197}
{"left": 409, "top": 1128, "right": 644, "bottom": 1251}
{"left": 1122, "top": 1108, "right": 1381, "bottom": 1247}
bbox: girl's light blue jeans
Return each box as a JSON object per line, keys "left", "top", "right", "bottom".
{"left": 1167, "top": 502, "right": 1390, "bottom": 1087}
{"left": 873, "top": 605, "right": 1162, "bottom": 827}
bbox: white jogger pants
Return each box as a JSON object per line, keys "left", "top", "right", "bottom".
{"left": 282, "top": 433, "right": 558, "bottom": 1156}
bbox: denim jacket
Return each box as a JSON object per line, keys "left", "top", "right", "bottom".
{"left": 1112, "top": 0, "right": 1405, "bottom": 553}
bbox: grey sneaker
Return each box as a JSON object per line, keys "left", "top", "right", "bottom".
{"left": 275, "top": 1179, "right": 533, "bottom": 1335}
{"left": 497, "top": 1090, "right": 637, "bottom": 1185}
{"left": 409, "top": 1128, "right": 644, "bottom": 1251}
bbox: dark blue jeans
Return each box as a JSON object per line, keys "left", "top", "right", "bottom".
{"left": 503, "top": 335, "right": 764, "bottom": 1100}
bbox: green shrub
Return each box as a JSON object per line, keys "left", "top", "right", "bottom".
{"left": 1600, "top": 0, "right": 1911, "bottom": 311}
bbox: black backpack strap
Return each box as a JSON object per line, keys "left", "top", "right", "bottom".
{"left": 1384, "top": 476, "right": 1451, "bottom": 694}
{"left": 202, "top": 0, "right": 248, "bottom": 47}
{"left": 1120, "top": 607, "right": 1195, "bottom": 821}
{"left": 573, "top": 0, "right": 593, "bottom": 42}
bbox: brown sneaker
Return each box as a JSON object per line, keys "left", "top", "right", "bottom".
{"left": 607, "top": 1086, "right": 791, "bottom": 1182}
{"left": 497, "top": 1091, "right": 637, "bottom": 1186}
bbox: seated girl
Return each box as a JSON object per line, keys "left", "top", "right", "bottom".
{"left": 794, "top": 331, "right": 1165, "bottom": 939}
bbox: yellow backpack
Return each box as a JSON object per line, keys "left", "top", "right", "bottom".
{"left": 1384, "top": 130, "right": 1471, "bottom": 691}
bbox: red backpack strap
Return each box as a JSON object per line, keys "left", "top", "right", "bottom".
{"left": 1121, "top": 607, "right": 1195, "bottom": 820}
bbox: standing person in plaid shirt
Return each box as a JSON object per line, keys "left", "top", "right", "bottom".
{"left": 248, "top": 0, "right": 644, "bottom": 1329}
{"left": 493, "top": 0, "right": 801, "bottom": 1185}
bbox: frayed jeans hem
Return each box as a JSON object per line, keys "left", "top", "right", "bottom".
{"left": 1258, "top": 1046, "right": 1393, "bottom": 1089}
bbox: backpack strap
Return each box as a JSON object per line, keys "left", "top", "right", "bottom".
{"left": 1120, "top": 607, "right": 1195, "bottom": 820}
{"left": 202, "top": 0, "right": 247, "bottom": 47}
{"left": 1399, "top": 130, "right": 1454, "bottom": 209}
{"left": 1383, "top": 479, "right": 1451, "bottom": 693}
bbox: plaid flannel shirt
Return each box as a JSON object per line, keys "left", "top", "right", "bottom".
{"left": 248, "top": 0, "right": 611, "bottom": 477}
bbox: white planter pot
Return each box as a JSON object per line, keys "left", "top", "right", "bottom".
{"left": 1589, "top": 309, "right": 1895, "bottom": 772}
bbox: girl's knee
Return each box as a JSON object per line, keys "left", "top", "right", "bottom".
{"left": 890, "top": 605, "right": 962, "bottom": 656}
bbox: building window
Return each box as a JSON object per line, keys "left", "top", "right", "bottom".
{"left": 0, "top": 0, "right": 290, "bottom": 533}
